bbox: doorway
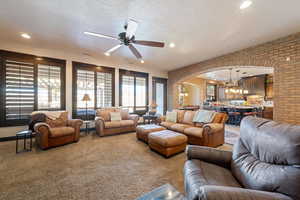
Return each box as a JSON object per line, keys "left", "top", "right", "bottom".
{"left": 152, "top": 77, "right": 167, "bottom": 115}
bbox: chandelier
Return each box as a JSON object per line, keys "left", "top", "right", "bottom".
{"left": 225, "top": 68, "right": 249, "bottom": 95}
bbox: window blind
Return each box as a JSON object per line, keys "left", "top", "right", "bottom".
{"left": 121, "top": 75, "right": 135, "bottom": 112}
{"left": 97, "top": 72, "right": 112, "bottom": 108}
{"left": 38, "top": 64, "right": 61, "bottom": 110}
{"left": 76, "top": 69, "right": 95, "bottom": 109}
{"left": 5, "top": 60, "right": 35, "bottom": 120}
{"left": 135, "top": 77, "right": 146, "bottom": 111}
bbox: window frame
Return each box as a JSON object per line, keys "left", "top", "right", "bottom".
{"left": 0, "top": 50, "right": 66, "bottom": 127}
{"left": 152, "top": 77, "right": 168, "bottom": 115}
{"left": 72, "top": 61, "right": 115, "bottom": 119}
{"left": 119, "top": 69, "right": 149, "bottom": 115}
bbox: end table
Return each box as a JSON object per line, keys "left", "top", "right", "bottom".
{"left": 16, "top": 130, "right": 33, "bottom": 154}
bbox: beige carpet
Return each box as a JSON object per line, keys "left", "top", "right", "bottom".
{"left": 0, "top": 132, "right": 232, "bottom": 200}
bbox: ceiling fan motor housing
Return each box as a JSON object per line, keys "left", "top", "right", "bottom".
{"left": 118, "top": 32, "right": 135, "bottom": 46}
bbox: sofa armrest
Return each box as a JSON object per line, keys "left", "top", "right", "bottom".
{"left": 129, "top": 114, "right": 139, "bottom": 125}
{"left": 67, "top": 119, "right": 83, "bottom": 141}
{"left": 197, "top": 185, "right": 292, "bottom": 200}
{"left": 203, "top": 123, "right": 223, "bottom": 133}
{"left": 186, "top": 145, "right": 232, "bottom": 169}
{"left": 95, "top": 117, "right": 105, "bottom": 136}
{"left": 159, "top": 116, "right": 166, "bottom": 123}
{"left": 34, "top": 122, "right": 50, "bottom": 149}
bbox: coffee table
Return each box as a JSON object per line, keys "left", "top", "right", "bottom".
{"left": 136, "top": 184, "right": 185, "bottom": 200}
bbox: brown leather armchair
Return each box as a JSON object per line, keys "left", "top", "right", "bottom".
{"left": 184, "top": 116, "right": 300, "bottom": 200}
{"left": 95, "top": 108, "right": 139, "bottom": 136}
{"left": 33, "top": 111, "right": 83, "bottom": 150}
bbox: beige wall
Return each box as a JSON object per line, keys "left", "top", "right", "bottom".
{"left": 0, "top": 42, "right": 168, "bottom": 137}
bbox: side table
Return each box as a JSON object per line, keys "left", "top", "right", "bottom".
{"left": 16, "top": 130, "right": 33, "bottom": 154}
{"left": 83, "top": 121, "right": 93, "bottom": 135}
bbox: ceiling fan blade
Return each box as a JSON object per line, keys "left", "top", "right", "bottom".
{"left": 125, "top": 19, "right": 139, "bottom": 39}
{"left": 128, "top": 44, "right": 142, "bottom": 59}
{"left": 105, "top": 44, "right": 122, "bottom": 54}
{"left": 134, "top": 40, "right": 165, "bottom": 48}
{"left": 84, "top": 31, "right": 118, "bottom": 41}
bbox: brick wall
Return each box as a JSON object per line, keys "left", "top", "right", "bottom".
{"left": 168, "top": 32, "right": 300, "bottom": 125}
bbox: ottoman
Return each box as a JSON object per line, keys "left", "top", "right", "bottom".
{"left": 148, "top": 130, "right": 188, "bottom": 157}
{"left": 136, "top": 124, "right": 166, "bottom": 143}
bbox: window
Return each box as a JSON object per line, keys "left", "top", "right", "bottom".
{"left": 5, "top": 60, "right": 35, "bottom": 121}
{"left": 38, "top": 64, "right": 62, "bottom": 110}
{"left": 152, "top": 77, "right": 167, "bottom": 115}
{"left": 72, "top": 62, "right": 114, "bottom": 120}
{"left": 119, "top": 69, "right": 148, "bottom": 114}
{"left": 0, "top": 50, "right": 66, "bottom": 127}
{"left": 206, "top": 84, "right": 217, "bottom": 102}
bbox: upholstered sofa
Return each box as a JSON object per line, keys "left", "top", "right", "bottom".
{"left": 160, "top": 110, "right": 228, "bottom": 147}
{"left": 184, "top": 116, "right": 300, "bottom": 200}
{"left": 33, "top": 111, "right": 83, "bottom": 150}
{"left": 95, "top": 108, "right": 139, "bottom": 136}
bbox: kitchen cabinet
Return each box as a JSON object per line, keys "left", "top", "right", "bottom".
{"left": 241, "top": 75, "right": 266, "bottom": 96}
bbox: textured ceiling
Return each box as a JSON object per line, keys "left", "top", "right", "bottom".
{"left": 0, "top": 0, "right": 300, "bottom": 72}
{"left": 198, "top": 66, "right": 274, "bottom": 81}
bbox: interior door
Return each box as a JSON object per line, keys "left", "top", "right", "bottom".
{"left": 152, "top": 77, "right": 167, "bottom": 115}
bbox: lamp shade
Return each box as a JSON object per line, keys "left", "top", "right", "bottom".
{"left": 82, "top": 94, "right": 91, "bottom": 101}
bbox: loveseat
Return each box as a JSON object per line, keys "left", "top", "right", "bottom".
{"left": 160, "top": 110, "right": 228, "bottom": 147}
{"left": 33, "top": 111, "right": 83, "bottom": 150}
{"left": 95, "top": 107, "right": 139, "bottom": 136}
{"left": 184, "top": 116, "right": 300, "bottom": 200}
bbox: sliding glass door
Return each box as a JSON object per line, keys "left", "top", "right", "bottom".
{"left": 152, "top": 77, "right": 167, "bottom": 115}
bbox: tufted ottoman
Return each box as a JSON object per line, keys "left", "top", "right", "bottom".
{"left": 136, "top": 124, "right": 166, "bottom": 143}
{"left": 148, "top": 130, "right": 188, "bottom": 157}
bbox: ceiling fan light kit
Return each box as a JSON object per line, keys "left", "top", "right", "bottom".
{"left": 84, "top": 19, "right": 165, "bottom": 62}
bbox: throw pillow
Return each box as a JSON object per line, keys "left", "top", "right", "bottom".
{"left": 166, "top": 111, "right": 177, "bottom": 123}
{"left": 110, "top": 112, "right": 122, "bottom": 121}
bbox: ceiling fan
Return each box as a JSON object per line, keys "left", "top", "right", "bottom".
{"left": 84, "top": 19, "right": 165, "bottom": 63}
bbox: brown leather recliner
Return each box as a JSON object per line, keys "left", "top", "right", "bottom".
{"left": 33, "top": 111, "right": 83, "bottom": 150}
{"left": 160, "top": 110, "right": 228, "bottom": 147}
{"left": 184, "top": 116, "right": 300, "bottom": 200}
{"left": 95, "top": 108, "right": 139, "bottom": 136}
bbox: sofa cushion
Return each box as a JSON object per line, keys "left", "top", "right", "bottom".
{"left": 110, "top": 112, "right": 122, "bottom": 121}
{"left": 161, "top": 121, "right": 176, "bottom": 129}
{"left": 166, "top": 111, "right": 177, "bottom": 123}
{"left": 104, "top": 121, "right": 121, "bottom": 128}
{"left": 49, "top": 127, "right": 74, "bottom": 138}
{"left": 120, "top": 120, "right": 134, "bottom": 127}
{"left": 170, "top": 123, "right": 192, "bottom": 133}
{"left": 148, "top": 130, "right": 187, "bottom": 147}
{"left": 46, "top": 112, "right": 68, "bottom": 128}
{"left": 120, "top": 109, "right": 130, "bottom": 120}
{"left": 182, "top": 111, "right": 196, "bottom": 125}
{"left": 97, "top": 108, "right": 116, "bottom": 121}
{"left": 212, "top": 112, "right": 225, "bottom": 123}
{"left": 174, "top": 110, "right": 186, "bottom": 123}
{"left": 184, "top": 160, "right": 242, "bottom": 200}
{"left": 184, "top": 127, "right": 203, "bottom": 138}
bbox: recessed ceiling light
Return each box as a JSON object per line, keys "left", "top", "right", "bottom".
{"left": 169, "top": 42, "right": 176, "bottom": 48}
{"left": 286, "top": 57, "right": 291, "bottom": 61}
{"left": 21, "top": 33, "right": 31, "bottom": 39}
{"left": 140, "top": 60, "right": 145, "bottom": 64}
{"left": 104, "top": 52, "right": 110, "bottom": 56}
{"left": 240, "top": 0, "right": 252, "bottom": 10}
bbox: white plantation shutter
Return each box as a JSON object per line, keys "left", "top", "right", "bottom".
{"left": 38, "top": 64, "right": 61, "bottom": 110}
{"left": 135, "top": 77, "right": 146, "bottom": 110}
{"left": 77, "top": 69, "right": 95, "bottom": 109}
{"left": 5, "top": 60, "right": 35, "bottom": 120}
{"left": 97, "top": 72, "right": 112, "bottom": 108}
{"left": 121, "top": 75, "right": 135, "bottom": 112}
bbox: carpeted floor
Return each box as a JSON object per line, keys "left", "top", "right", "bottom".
{"left": 0, "top": 132, "right": 186, "bottom": 200}
{"left": 0, "top": 132, "right": 232, "bottom": 200}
